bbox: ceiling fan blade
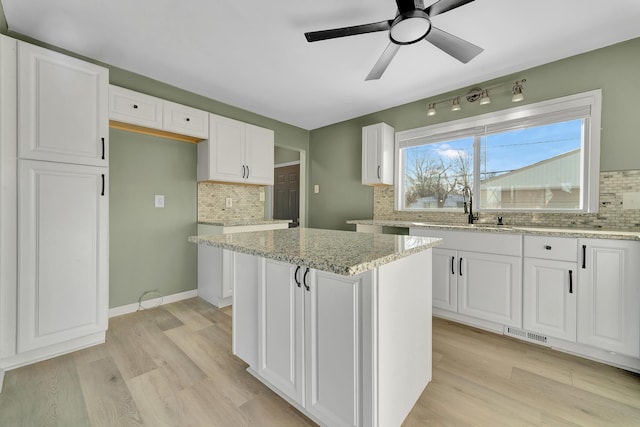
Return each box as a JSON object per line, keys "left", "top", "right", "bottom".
{"left": 425, "top": 0, "right": 475, "bottom": 17}
{"left": 424, "top": 26, "right": 483, "bottom": 63}
{"left": 396, "top": 0, "right": 421, "bottom": 14}
{"left": 366, "top": 42, "right": 401, "bottom": 81}
{"left": 305, "top": 20, "right": 392, "bottom": 42}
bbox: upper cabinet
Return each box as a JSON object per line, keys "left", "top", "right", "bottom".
{"left": 18, "top": 42, "right": 108, "bottom": 166}
{"left": 109, "top": 85, "right": 208, "bottom": 140}
{"left": 362, "top": 122, "right": 394, "bottom": 186}
{"left": 198, "top": 113, "right": 274, "bottom": 185}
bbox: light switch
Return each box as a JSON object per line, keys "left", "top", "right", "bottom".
{"left": 314, "top": 185, "right": 320, "bottom": 194}
{"left": 155, "top": 195, "right": 165, "bottom": 208}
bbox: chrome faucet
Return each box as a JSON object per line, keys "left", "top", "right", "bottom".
{"left": 462, "top": 186, "right": 479, "bottom": 224}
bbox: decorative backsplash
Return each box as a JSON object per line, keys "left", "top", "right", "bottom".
{"left": 198, "top": 182, "right": 265, "bottom": 222}
{"left": 374, "top": 170, "right": 640, "bottom": 231}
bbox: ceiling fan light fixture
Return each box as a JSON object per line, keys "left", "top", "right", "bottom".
{"left": 451, "top": 97, "right": 461, "bottom": 111}
{"left": 390, "top": 10, "right": 431, "bottom": 45}
{"left": 427, "top": 103, "right": 437, "bottom": 116}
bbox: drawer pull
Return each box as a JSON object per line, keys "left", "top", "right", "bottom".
{"left": 545, "top": 245, "right": 552, "bottom": 250}
{"left": 569, "top": 270, "right": 573, "bottom": 293}
{"left": 459, "top": 258, "right": 463, "bottom": 276}
{"left": 294, "top": 265, "right": 301, "bottom": 287}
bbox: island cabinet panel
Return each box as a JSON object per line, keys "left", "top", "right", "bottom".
{"left": 432, "top": 248, "right": 458, "bottom": 312}
{"left": 577, "top": 239, "right": 640, "bottom": 357}
{"left": 258, "top": 260, "right": 305, "bottom": 405}
{"left": 232, "top": 253, "right": 260, "bottom": 370}
{"left": 257, "top": 259, "right": 370, "bottom": 427}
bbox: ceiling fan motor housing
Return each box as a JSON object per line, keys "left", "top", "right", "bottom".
{"left": 390, "top": 9, "right": 432, "bottom": 45}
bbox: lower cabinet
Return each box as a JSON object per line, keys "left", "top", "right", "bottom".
{"left": 17, "top": 159, "right": 108, "bottom": 353}
{"left": 197, "top": 246, "right": 234, "bottom": 307}
{"left": 577, "top": 238, "right": 640, "bottom": 357}
{"left": 416, "top": 228, "right": 522, "bottom": 328}
{"left": 258, "top": 259, "right": 365, "bottom": 427}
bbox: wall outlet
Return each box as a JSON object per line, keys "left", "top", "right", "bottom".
{"left": 623, "top": 192, "right": 640, "bottom": 209}
{"left": 225, "top": 197, "right": 233, "bottom": 208}
{"left": 314, "top": 185, "right": 320, "bottom": 194}
{"left": 259, "top": 192, "right": 265, "bottom": 202}
{"left": 154, "top": 195, "right": 165, "bottom": 208}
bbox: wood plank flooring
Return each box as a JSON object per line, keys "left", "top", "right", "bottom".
{"left": 1, "top": 297, "right": 639, "bottom": 426}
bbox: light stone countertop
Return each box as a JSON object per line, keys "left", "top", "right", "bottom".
{"left": 198, "top": 219, "right": 292, "bottom": 227}
{"left": 346, "top": 219, "right": 640, "bottom": 241}
{"left": 189, "top": 227, "right": 442, "bottom": 276}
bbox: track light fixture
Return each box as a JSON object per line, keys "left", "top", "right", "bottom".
{"left": 426, "top": 79, "right": 526, "bottom": 118}
{"left": 451, "top": 97, "right": 461, "bottom": 111}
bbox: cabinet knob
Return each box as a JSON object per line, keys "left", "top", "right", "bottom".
{"left": 545, "top": 245, "right": 552, "bottom": 250}
{"left": 133, "top": 104, "right": 138, "bottom": 109}
{"left": 186, "top": 117, "right": 190, "bottom": 122}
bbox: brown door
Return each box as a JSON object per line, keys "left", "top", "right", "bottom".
{"left": 273, "top": 164, "right": 299, "bottom": 227}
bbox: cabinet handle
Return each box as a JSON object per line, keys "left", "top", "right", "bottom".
{"left": 101, "top": 137, "right": 105, "bottom": 160}
{"left": 569, "top": 270, "right": 573, "bottom": 294}
{"left": 451, "top": 256, "right": 455, "bottom": 275}
{"left": 242, "top": 165, "right": 246, "bottom": 179}
{"left": 377, "top": 165, "right": 381, "bottom": 179}
{"left": 246, "top": 165, "right": 250, "bottom": 179}
{"left": 545, "top": 245, "right": 552, "bottom": 250}
{"left": 294, "top": 265, "right": 301, "bottom": 287}
{"left": 133, "top": 104, "right": 138, "bottom": 109}
{"left": 459, "top": 257, "right": 463, "bottom": 276}
{"left": 101, "top": 174, "right": 105, "bottom": 196}
{"left": 581, "top": 245, "right": 587, "bottom": 269}
{"left": 303, "top": 268, "right": 310, "bottom": 291}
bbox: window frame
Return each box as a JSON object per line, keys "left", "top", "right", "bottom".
{"left": 394, "top": 89, "right": 602, "bottom": 213}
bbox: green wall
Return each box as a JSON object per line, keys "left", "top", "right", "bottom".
{"left": 308, "top": 37, "right": 640, "bottom": 230}
{"left": 109, "top": 130, "right": 197, "bottom": 308}
{"left": 275, "top": 146, "right": 300, "bottom": 164}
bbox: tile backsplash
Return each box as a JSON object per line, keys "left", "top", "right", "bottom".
{"left": 374, "top": 170, "right": 640, "bottom": 231}
{"left": 198, "top": 182, "right": 265, "bottom": 222}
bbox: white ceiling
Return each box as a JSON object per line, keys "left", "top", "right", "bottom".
{"left": 3, "top": 0, "right": 640, "bottom": 130}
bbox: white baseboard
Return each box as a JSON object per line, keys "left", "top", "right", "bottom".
{"left": 109, "top": 289, "right": 198, "bottom": 318}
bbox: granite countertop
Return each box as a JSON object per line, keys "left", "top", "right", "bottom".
{"left": 346, "top": 219, "right": 640, "bottom": 241}
{"left": 189, "top": 228, "right": 442, "bottom": 276}
{"left": 198, "top": 219, "right": 292, "bottom": 227}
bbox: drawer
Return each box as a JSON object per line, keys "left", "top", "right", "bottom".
{"left": 163, "top": 101, "right": 209, "bottom": 139}
{"left": 524, "top": 235, "right": 577, "bottom": 262}
{"left": 109, "top": 85, "right": 162, "bottom": 128}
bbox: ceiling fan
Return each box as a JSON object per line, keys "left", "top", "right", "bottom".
{"left": 304, "top": 0, "right": 483, "bottom": 80}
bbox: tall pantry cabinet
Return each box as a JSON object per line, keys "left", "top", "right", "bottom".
{"left": 0, "top": 35, "right": 109, "bottom": 377}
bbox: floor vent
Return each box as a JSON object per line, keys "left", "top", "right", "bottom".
{"left": 506, "top": 327, "right": 548, "bottom": 345}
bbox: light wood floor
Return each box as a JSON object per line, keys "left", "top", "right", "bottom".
{"left": 1, "top": 297, "right": 639, "bottom": 426}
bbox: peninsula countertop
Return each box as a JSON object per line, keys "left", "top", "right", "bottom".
{"left": 189, "top": 227, "right": 442, "bottom": 276}
{"left": 346, "top": 219, "right": 640, "bottom": 241}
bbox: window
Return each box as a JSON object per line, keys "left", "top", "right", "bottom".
{"left": 395, "top": 90, "right": 601, "bottom": 213}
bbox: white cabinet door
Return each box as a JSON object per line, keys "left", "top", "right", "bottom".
{"left": 200, "top": 113, "right": 246, "bottom": 183}
{"left": 361, "top": 123, "right": 393, "bottom": 186}
{"left": 17, "top": 160, "right": 108, "bottom": 352}
{"left": 18, "top": 42, "right": 108, "bottom": 166}
{"left": 258, "top": 259, "right": 305, "bottom": 405}
{"left": 245, "top": 123, "right": 274, "bottom": 185}
{"left": 458, "top": 251, "right": 522, "bottom": 327}
{"left": 305, "top": 269, "right": 363, "bottom": 427}
{"left": 108, "top": 85, "right": 163, "bottom": 129}
{"left": 577, "top": 239, "right": 640, "bottom": 357}
{"left": 162, "top": 100, "right": 208, "bottom": 139}
{"left": 523, "top": 258, "right": 577, "bottom": 341}
{"left": 432, "top": 248, "right": 457, "bottom": 312}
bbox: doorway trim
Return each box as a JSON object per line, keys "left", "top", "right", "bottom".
{"left": 267, "top": 148, "right": 306, "bottom": 227}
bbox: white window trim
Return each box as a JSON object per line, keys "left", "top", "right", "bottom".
{"left": 395, "top": 89, "right": 602, "bottom": 213}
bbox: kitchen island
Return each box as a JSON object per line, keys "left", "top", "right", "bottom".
{"left": 190, "top": 228, "right": 441, "bottom": 427}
